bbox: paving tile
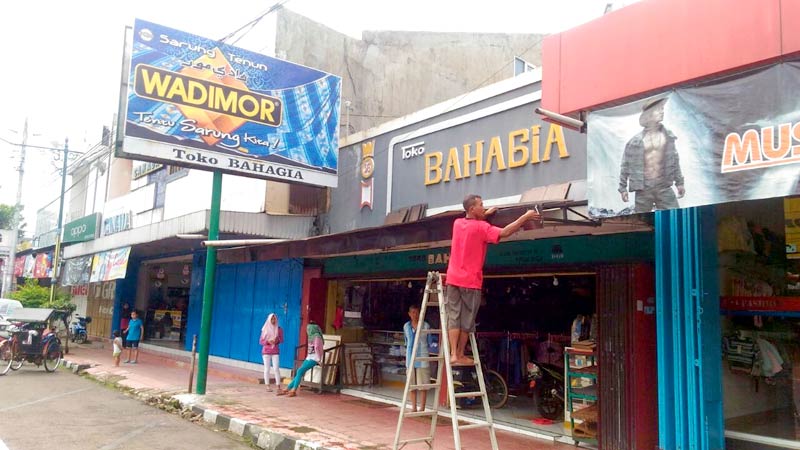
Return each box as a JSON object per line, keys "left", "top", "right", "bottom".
{"left": 64, "top": 344, "right": 572, "bottom": 450}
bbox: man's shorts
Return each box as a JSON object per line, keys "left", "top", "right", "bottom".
{"left": 445, "top": 285, "right": 481, "bottom": 332}
{"left": 127, "top": 339, "right": 140, "bottom": 348}
{"left": 408, "top": 366, "right": 432, "bottom": 388}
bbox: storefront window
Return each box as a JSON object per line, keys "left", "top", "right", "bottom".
{"left": 718, "top": 198, "right": 800, "bottom": 448}
{"left": 332, "top": 273, "right": 597, "bottom": 436}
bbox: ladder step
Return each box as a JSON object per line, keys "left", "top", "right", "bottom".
{"left": 453, "top": 391, "right": 485, "bottom": 398}
{"left": 414, "top": 356, "right": 443, "bottom": 362}
{"left": 419, "top": 329, "right": 441, "bottom": 334}
{"left": 404, "top": 410, "right": 437, "bottom": 418}
{"left": 459, "top": 422, "right": 492, "bottom": 431}
{"left": 399, "top": 437, "right": 433, "bottom": 445}
{"left": 410, "top": 383, "right": 439, "bottom": 390}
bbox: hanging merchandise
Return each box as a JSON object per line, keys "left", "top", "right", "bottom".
{"left": 571, "top": 315, "right": 584, "bottom": 344}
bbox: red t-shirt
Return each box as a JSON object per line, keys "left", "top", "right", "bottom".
{"left": 445, "top": 218, "right": 501, "bottom": 289}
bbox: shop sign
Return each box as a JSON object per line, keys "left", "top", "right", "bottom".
{"left": 587, "top": 62, "right": 800, "bottom": 218}
{"left": 34, "top": 229, "right": 58, "bottom": 249}
{"left": 63, "top": 213, "right": 100, "bottom": 244}
{"left": 13, "top": 255, "right": 25, "bottom": 277}
{"left": 90, "top": 280, "right": 117, "bottom": 301}
{"left": 721, "top": 296, "right": 800, "bottom": 313}
{"left": 323, "top": 232, "right": 653, "bottom": 276}
{"left": 102, "top": 211, "right": 132, "bottom": 236}
{"left": 23, "top": 254, "right": 34, "bottom": 278}
{"left": 90, "top": 247, "right": 132, "bottom": 282}
{"left": 786, "top": 197, "right": 800, "bottom": 259}
{"left": 70, "top": 284, "right": 89, "bottom": 297}
{"left": 383, "top": 105, "right": 583, "bottom": 213}
{"left": 132, "top": 161, "right": 163, "bottom": 180}
{"left": 62, "top": 255, "right": 92, "bottom": 286}
{"left": 117, "top": 19, "right": 341, "bottom": 187}
{"left": 33, "top": 252, "right": 53, "bottom": 279}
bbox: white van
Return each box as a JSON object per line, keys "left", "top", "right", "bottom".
{"left": 0, "top": 298, "right": 24, "bottom": 338}
{"left": 0, "top": 298, "right": 22, "bottom": 317}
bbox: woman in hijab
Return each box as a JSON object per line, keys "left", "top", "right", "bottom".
{"left": 259, "top": 313, "right": 284, "bottom": 393}
{"left": 280, "top": 323, "right": 324, "bottom": 397}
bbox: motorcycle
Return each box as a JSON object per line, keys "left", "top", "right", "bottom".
{"left": 70, "top": 316, "right": 92, "bottom": 344}
{"left": 451, "top": 364, "right": 509, "bottom": 409}
{"left": 527, "top": 360, "right": 565, "bottom": 420}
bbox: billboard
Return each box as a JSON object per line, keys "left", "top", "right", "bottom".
{"left": 90, "top": 247, "right": 132, "bottom": 283}
{"left": 587, "top": 62, "right": 800, "bottom": 217}
{"left": 117, "top": 19, "right": 341, "bottom": 187}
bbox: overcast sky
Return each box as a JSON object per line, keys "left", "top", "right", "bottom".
{"left": 0, "top": 0, "right": 630, "bottom": 233}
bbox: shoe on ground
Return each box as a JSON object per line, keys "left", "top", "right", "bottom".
{"left": 124, "top": 360, "right": 130, "bottom": 363}
{"left": 287, "top": 390, "right": 296, "bottom": 397}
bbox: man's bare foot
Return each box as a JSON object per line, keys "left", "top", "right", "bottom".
{"left": 453, "top": 357, "right": 475, "bottom": 366}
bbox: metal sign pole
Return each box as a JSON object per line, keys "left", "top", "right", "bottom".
{"left": 196, "top": 171, "right": 222, "bottom": 395}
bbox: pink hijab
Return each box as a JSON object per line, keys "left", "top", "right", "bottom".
{"left": 261, "top": 313, "right": 279, "bottom": 341}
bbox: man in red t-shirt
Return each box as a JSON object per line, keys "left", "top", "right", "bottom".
{"left": 445, "top": 194, "right": 539, "bottom": 365}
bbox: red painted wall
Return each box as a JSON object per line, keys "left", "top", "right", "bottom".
{"left": 543, "top": 0, "right": 800, "bottom": 114}
{"left": 300, "top": 267, "right": 323, "bottom": 344}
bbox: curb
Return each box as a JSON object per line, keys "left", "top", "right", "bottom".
{"left": 62, "top": 357, "right": 336, "bottom": 450}
{"left": 179, "top": 396, "right": 329, "bottom": 450}
{"left": 62, "top": 359, "right": 92, "bottom": 374}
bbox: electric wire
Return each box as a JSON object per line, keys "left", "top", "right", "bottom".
{"left": 218, "top": 0, "right": 292, "bottom": 44}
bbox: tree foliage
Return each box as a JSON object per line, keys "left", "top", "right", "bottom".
{"left": 9, "top": 279, "right": 74, "bottom": 312}
{"left": 0, "top": 203, "right": 26, "bottom": 239}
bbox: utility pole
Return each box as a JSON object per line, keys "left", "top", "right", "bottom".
{"left": 49, "top": 137, "right": 70, "bottom": 354}
{"left": 2, "top": 119, "right": 28, "bottom": 297}
{"left": 195, "top": 171, "right": 222, "bottom": 395}
{"left": 49, "top": 138, "right": 69, "bottom": 303}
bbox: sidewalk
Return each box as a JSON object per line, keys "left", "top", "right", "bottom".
{"left": 62, "top": 342, "right": 578, "bottom": 450}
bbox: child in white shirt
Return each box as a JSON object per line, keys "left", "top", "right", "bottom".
{"left": 112, "top": 330, "right": 123, "bottom": 367}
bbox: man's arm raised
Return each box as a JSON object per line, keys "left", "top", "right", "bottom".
{"left": 499, "top": 210, "right": 540, "bottom": 239}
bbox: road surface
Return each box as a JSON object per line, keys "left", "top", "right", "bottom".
{"left": 0, "top": 365, "right": 252, "bottom": 450}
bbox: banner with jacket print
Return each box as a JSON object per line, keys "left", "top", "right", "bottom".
{"left": 587, "top": 62, "right": 800, "bottom": 218}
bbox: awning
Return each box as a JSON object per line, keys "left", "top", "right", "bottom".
{"left": 220, "top": 200, "right": 652, "bottom": 261}
{"left": 64, "top": 210, "right": 315, "bottom": 259}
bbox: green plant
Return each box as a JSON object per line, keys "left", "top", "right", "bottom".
{"left": 10, "top": 279, "right": 74, "bottom": 312}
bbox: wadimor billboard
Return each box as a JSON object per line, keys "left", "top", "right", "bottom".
{"left": 117, "top": 19, "right": 341, "bottom": 187}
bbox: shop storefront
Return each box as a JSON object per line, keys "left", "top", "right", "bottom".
{"left": 133, "top": 257, "right": 193, "bottom": 348}
{"left": 717, "top": 198, "right": 800, "bottom": 447}
{"left": 543, "top": 5, "right": 800, "bottom": 447}
{"left": 309, "top": 232, "right": 655, "bottom": 439}
{"left": 240, "top": 71, "right": 659, "bottom": 445}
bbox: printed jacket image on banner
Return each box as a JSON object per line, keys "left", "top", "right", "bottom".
{"left": 587, "top": 62, "right": 800, "bottom": 218}
{"left": 120, "top": 19, "right": 341, "bottom": 187}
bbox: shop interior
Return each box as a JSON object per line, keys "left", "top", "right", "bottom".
{"left": 718, "top": 197, "right": 800, "bottom": 447}
{"left": 331, "top": 272, "right": 597, "bottom": 437}
{"left": 133, "top": 258, "right": 192, "bottom": 349}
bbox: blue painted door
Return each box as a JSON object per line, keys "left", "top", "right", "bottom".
{"left": 210, "top": 259, "right": 303, "bottom": 367}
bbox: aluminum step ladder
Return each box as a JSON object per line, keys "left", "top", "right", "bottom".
{"left": 392, "top": 271, "right": 499, "bottom": 450}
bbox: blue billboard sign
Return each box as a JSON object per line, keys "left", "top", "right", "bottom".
{"left": 118, "top": 19, "right": 341, "bottom": 187}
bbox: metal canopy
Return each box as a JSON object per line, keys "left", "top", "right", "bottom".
{"left": 220, "top": 200, "right": 651, "bottom": 261}
{"left": 6, "top": 308, "right": 58, "bottom": 323}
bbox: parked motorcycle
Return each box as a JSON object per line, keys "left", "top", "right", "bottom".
{"left": 70, "top": 316, "right": 92, "bottom": 344}
{"left": 452, "top": 365, "right": 509, "bottom": 409}
{"left": 527, "top": 361, "right": 565, "bottom": 420}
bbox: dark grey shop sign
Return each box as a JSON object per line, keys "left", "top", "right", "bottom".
{"left": 385, "top": 100, "right": 587, "bottom": 212}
